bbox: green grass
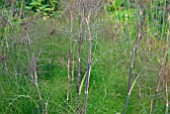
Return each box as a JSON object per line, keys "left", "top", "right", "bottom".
{"left": 0, "top": 15, "right": 132, "bottom": 113}
{"left": 0, "top": 1, "right": 170, "bottom": 113}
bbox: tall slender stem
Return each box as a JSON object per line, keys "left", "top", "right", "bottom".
{"left": 151, "top": 47, "right": 167, "bottom": 114}
{"left": 165, "top": 64, "right": 169, "bottom": 114}
{"left": 32, "top": 55, "right": 45, "bottom": 114}
{"left": 151, "top": 8, "right": 170, "bottom": 114}
{"left": 66, "top": 7, "right": 73, "bottom": 109}
{"left": 77, "top": 0, "right": 85, "bottom": 112}
{"left": 165, "top": 15, "right": 170, "bottom": 114}
{"left": 83, "top": 8, "right": 92, "bottom": 114}
{"left": 66, "top": 59, "right": 70, "bottom": 109}
{"left": 124, "top": 3, "right": 143, "bottom": 114}
{"left": 10, "top": 0, "right": 15, "bottom": 21}
{"left": 2, "top": 17, "right": 9, "bottom": 74}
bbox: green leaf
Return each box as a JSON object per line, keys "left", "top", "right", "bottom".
{"left": 43, "top": 8, "right": 52, "bottom": 11}
{"left": 39, "top": 5, "right": 50, "bottom": 10}
{"left": 25, "top": 6, "right": 33, "bottom": 10}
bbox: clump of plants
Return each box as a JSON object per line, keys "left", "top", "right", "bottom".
{"left": 106, "top": 0, "right": 126, "bottom": 11}
{"left": 25, "top": 0, "right": 59, "bottom": 17}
